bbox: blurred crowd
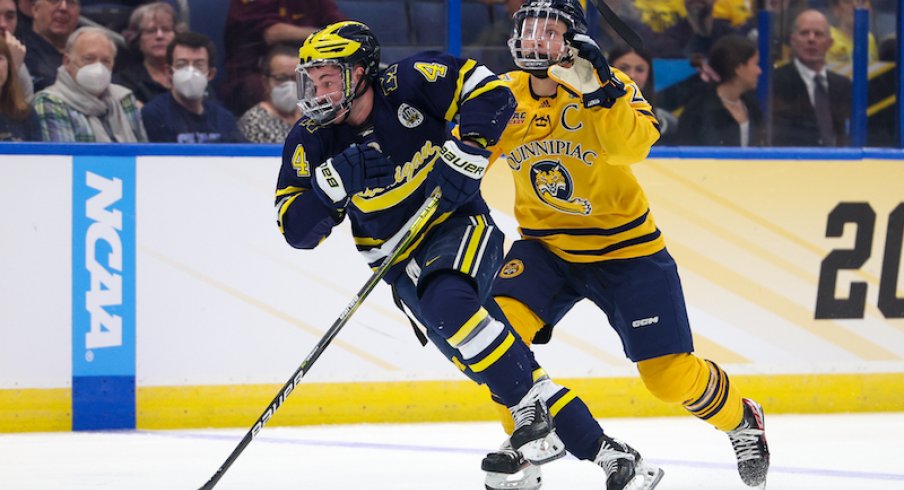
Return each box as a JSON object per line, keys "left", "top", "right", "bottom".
{"left": 0, "top": 0, "right": 897, "bottom": 146}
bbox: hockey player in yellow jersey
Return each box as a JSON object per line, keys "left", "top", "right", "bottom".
{"left": 479, "top": 1, "right": 770, "bottom": 489}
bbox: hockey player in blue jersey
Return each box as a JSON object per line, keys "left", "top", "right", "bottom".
{"left": 275, "top": 20, "right": 661, "bottom": 489}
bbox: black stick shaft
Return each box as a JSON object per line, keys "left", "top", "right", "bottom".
{"left": 587, "top": 0, "right": 645, "bottom": 51}
{"left": 198, "top": 189, "right": 441, "bottom": 490}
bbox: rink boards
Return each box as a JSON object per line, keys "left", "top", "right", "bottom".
{"left": 1, "top": 145, "right": 903, "bottom": 432}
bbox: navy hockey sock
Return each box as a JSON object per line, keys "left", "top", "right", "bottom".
{"left": 419, "top": 272, "right": 535, "bottom": 405}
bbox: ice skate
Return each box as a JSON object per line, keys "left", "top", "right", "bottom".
{"left": 594, "top": 435, "right": 664, "bottom": 490}
{"left": 728, "top": 398, "right": 770, "bottom": 488}
{"left": 482, "top": 439, "right": 542, "bottom": 490}
{"left": 507, "top": 379, "right": 566, "bottom": 465}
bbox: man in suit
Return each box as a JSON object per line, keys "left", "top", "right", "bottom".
{"left": 772, "top": 9, "right": 851, "bottom": 146}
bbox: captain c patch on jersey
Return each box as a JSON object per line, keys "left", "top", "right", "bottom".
{"left": 398, "top": 103, "right": 424, "bottom": 128}
{"left": 530, "top": 161, "right": 591, "bottom": 216}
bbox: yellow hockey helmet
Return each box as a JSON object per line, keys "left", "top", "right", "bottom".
{"left": 296, "top": 21, "right": 381, "bottom": 125}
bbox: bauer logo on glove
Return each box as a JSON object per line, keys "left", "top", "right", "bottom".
{"left": 438, "top": 143, "right": 487, "bottom": 179}
{"left": 548, "top": 32, "right": 627, "bottom": 109}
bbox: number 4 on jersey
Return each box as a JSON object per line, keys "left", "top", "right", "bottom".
{"left": 291, "top": 145, "right": 310, "bottom": 177}
{"left": 414, "top": 62, "right": 448, "bottom": 82}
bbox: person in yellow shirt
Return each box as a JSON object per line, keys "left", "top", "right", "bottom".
{"left": 827, "top": 0, "right": 878, "bottom": 63}
{"left": 480, "top": 1, "right": 770, "bottom": 489}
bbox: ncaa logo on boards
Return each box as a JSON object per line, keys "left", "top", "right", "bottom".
{"left": 398, "top": 103, "right": 424, "bottom": 128}
{"left": 499, "top": 259, "right": 524, "bottom": 278}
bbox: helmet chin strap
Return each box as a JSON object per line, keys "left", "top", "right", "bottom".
{"left": 525, "top": 68, "right": 550, "bottom": 79}
{"left": 337, "top": 73, "right": 372, "bottom": 125}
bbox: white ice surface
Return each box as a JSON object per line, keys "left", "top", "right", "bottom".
{"left": 1, "top": 413, "right": 903, "bottom": 489}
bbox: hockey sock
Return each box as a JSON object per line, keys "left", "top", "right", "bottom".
{"left": 491, "top": 380, "right": 604, "bottom": 461}
{"left": 638, "top": 353, "right": 744, "bottom": 432}
{"left": 545, "top": 385, "right": 605, "bottom": 460}
{"left": 419, "top": 272, "right": 535, "bottom": 405}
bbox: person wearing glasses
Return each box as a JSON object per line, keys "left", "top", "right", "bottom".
{"left": 119, "top": 1, "right": 186, "bottom": 105}
{"left": 21, "top": 0, "right": 79, "bottom": 91}
{"left": 141, "top": 31, "right": 244, "bottom": 143}
{"left": 237, "top": 43, "right": 300, "bottom": 143}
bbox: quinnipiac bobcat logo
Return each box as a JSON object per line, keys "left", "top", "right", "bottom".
{"left": 530, "top": 160, "right": 591, "bottom": 215}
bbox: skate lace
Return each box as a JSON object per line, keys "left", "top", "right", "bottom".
{"left": 510, "top": 401, "right": 538, "bottom": 430}
{"left": 728, "top": 427, "right": 765, "bottom": 463}
{"left": 596, "top": 441, "right": 634, "bottom": 477}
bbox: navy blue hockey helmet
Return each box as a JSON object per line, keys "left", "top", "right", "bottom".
{"left": 509, "top": 0, "right": 589, "bottom": 70}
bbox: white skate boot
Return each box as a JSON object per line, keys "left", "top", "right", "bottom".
{"left": 507, "top": 378, "right": 566, "bottom": 465}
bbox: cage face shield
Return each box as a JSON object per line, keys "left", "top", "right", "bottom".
{"left": 296, "top": 60, "right": 355, "bottom": 125}
{"left": 508, "top": 5, "right": 574, "bottom": 70}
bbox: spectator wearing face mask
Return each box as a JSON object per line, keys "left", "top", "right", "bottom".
{"left": 33, "top": 26, "right": 146, "bottom": 141}
{"left": 237, "top": 43, "right": 299, "bottom": 143}
{"left": 141, "top": 31, "right": 244, "bottom": 143}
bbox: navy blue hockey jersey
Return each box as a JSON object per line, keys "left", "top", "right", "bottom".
{"left": 275, "top": 52, "right": 515, "bottom": 277}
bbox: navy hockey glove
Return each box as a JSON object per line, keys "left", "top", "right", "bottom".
{"left": 312, "top": 144, "right": 396, "bottom": 208}
{"left": 425, "top": 138, "right": 490, "bottom": 213}
{"left": 548, "top": 32, "right": 627, "bottom": 109}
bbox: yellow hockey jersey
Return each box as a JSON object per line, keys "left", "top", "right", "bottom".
{"left": 488, "top": 69, "right": 663, "bottom": 263}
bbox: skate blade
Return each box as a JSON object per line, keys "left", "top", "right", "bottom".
{"left": 625, "top": 464, "right": 664, "bottom": 490}
{"left": 484, "top": 466, "right": 542, "bottom": 490}
{"left": 518, "top": 432, "right": 565, "bottom": 465}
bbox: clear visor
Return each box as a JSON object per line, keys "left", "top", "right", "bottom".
{"left": 508, "top": 8, "right": 571, "bottom": 70}
{"left": 296, "top": 59, "right": 353, "bottom": 125}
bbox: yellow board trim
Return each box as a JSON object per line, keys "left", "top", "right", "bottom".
{"left": 0, "top": 388, "right": 71, "bottom": 432}
{"left": 470, "top": 332, "right": 515, "bottom": 373}
{"left": 5, "top": 373, "right": 904, "bottom": 432}
{"left": 448, "top": 307, "right": 489, "bottom": 346}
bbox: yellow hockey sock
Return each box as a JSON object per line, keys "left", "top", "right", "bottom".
{"left": 637, "top": 353, "right": 744, "bottom": 432}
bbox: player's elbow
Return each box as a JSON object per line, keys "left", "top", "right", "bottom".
{"left": 280, "top": 226, "right": 322, "bottom": 250}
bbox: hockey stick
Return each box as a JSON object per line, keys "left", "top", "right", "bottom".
{"left": 586, "top": 0, "right": 645, "bottom": 52}
{"left": 198, "top": 188, "right": 442, "bottom": 490}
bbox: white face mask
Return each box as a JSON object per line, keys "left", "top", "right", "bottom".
{"left": 172, "top": 66, "right": 208, "bottom": 100}
{"left": 75, "top": 62, "right": 112, "bottom": 96}
{"left": 270, "top": 80, "right": 298, "bottom": 114}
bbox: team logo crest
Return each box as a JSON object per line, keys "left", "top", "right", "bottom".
{"left": 530, "top": 160, "right": 591, "bottom": 215}
{"left": 398, "top": 103, "right": 424, "bottom": 128}
{"left": 499, "top": 259, "right": 524, "bottom": 278}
